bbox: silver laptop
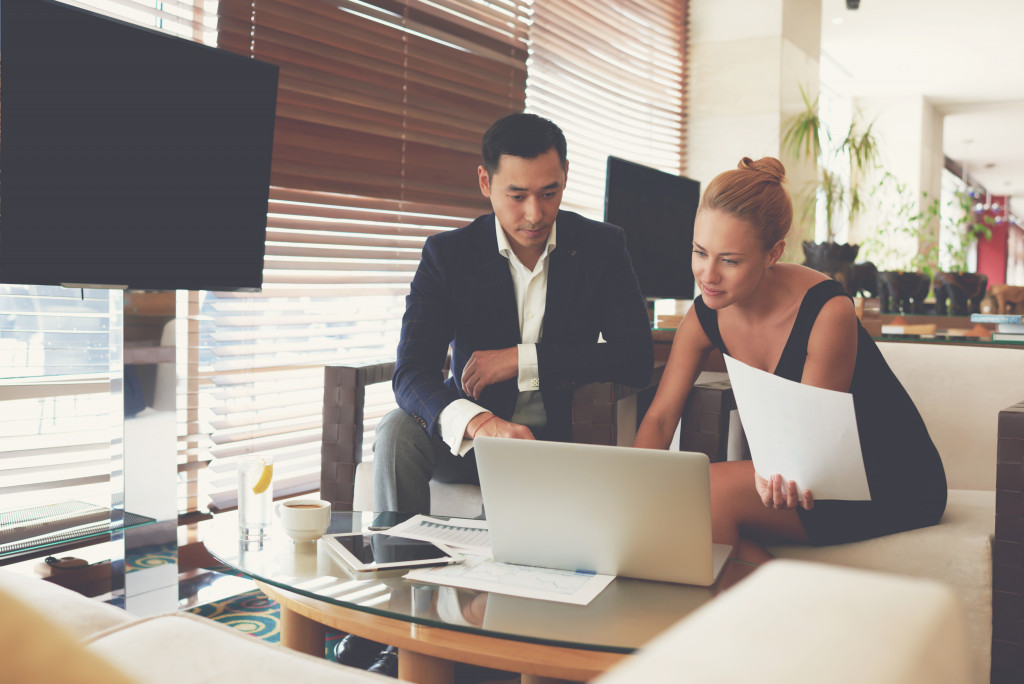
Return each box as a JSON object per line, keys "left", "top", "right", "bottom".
{"left": 473, "top": 437, "right": 732, "bottom": 586}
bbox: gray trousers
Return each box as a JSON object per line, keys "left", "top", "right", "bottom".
{"left": 372, "top": 408, "right": 480, "bottom": 515}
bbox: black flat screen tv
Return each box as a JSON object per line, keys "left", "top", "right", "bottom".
{"left": 604, "top": 157, "right": 700, "bottom": 300}
{"left": 0, "top": 0, "right": 279, "bottom": 291}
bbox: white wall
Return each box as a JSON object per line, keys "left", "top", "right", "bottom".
{"left": 686, "top": 0, "right": 822, "bottom": 257}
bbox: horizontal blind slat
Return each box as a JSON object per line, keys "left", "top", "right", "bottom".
{"left": 179, "top": 0, "right": 527, "bottom": 516}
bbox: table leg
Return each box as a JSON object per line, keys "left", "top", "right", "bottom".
{"left": 397, "top": 648, "right": 455, "bottom": 684}
{"left": 280, "top": 604, "right": 326, "bottom": 657}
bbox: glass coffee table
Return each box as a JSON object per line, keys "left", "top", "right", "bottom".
{"left": 204, "top": 511, "right": 757, "bottom": 684}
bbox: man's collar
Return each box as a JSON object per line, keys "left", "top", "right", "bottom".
{"left": 494, "top": 215, "right": 558, "bottom": 262}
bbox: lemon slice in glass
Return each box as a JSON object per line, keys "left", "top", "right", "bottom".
{"left": 251, "top": 463, "right": 273, "bottom": 494}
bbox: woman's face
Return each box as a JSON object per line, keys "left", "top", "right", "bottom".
{"left": 691, "top": 209, "right": 773, "bottom": 309}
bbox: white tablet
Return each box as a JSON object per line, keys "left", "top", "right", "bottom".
{"left": 322, "top": 532, "right": 462, "bottom": 572}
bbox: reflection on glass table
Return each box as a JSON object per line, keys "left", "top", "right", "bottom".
{"left": 203, "top": 511, "right": 759, "bottom": 660}
{"left": 0, "top": 501, "right": 156, "bottom": 563}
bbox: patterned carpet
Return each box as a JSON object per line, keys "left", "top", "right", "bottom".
{"left": 182, "top": 577, "right": 517, "bottom": 682}
{"left": 183, "top": 578, "right": 346, "bottom": 658}
{"left": 123, "top": 549, "right": 346, "bottom": 658}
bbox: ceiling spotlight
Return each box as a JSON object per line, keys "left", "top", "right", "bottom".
{"left": 847, "top": 0, "right": 860, "bottom": 8}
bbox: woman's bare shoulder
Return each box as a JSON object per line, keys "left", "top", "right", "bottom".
{"left": 777, "top": 262, "right": 830, "bottom": 287}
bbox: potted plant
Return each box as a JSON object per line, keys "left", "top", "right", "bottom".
{"left": 860, "top": 174, "right": 993, "bottom": 314}
{"left": 781, "top": 87, "right": 881, "bottom": 280}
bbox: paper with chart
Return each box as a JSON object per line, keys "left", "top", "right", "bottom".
{"left": 723, "top": 354, "right": 871, "bottom": 501}
{"left": 404, "top": 553, "right": 614, "bottom": 605}
{"left": 386, "top": 515, "right": 493, "bottom": 557}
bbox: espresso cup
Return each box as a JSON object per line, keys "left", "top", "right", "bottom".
{"left": 275, "top": 499, "right": 331, "bottom": 543}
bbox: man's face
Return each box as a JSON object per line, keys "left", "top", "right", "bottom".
{"left": 478, "top": 148, "right": 567, "bottom": 262}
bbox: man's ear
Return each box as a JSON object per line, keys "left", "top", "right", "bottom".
{"left": 563, "top": 159, "right": 569, "bottom": 186}
{"left": 478, "top": 165, "right": 491, "bottom": 198}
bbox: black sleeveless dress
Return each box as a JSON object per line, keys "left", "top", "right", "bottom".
{"left": 695, "top": 279, "right": 947, "bottom": 545}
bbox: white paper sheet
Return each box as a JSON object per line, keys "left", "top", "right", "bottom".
{"left": 405, "top": 554, "right": 614, "bottom": 605}
{"left": 386, "top": 515, "right": 493, "bottom": 558}
{"left": 722, "top": 354, "right": 871, "bottom": 501}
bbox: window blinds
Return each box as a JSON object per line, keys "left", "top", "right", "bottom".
{"left": 3, "top": 0, "right": 689, "bottom": 518}
{"left": 525, "top": 0, "right": 687, "bottom": 217}
{"left": 192, "top": 0, "right": 530, "bottom": 512}
{"left": 0, "top": 0, "right": 211, "bottom": 516}
{"left": 0, "top": 286, "right": 121, "bottom": 513}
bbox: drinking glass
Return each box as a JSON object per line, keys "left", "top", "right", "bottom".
{"left": 238, "top": 455, "right": 274, "bottom": 542}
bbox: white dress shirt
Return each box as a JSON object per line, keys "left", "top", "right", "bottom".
{"left": 438, "top": 218, "right": 556, "bottom": 455}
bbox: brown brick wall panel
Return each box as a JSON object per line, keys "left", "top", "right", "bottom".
{"left": 994, "top": 563, "right": 1024, "bottom": 594}
{"left": 991, "top": 641, "right": 1022, "bottom": 683}
{"left": 994, "top": 540, "right": 1023, "bottom": 567}
{"left": 993, "top": 591, "right": 1022, "bottom": 631}
{"left": 994, "top": 400, "right": 1024, "bottom": 683}
{"left": 997, "top": 513, "right": 1024, "bottom": 541}
{"left": 572, "top": 399, "right": 615, "bottom": 424}
{"left": 574, "top": 382, "right": 616, "bottom": 404}
{"left": 337, "top": 386, "right": 365, "bottom": 410}
{"left": 997, "top": 490, "right": 1024, "bottom": 517}
{"left": 999, "top": 463, "right": 1024, "bottom": 492}
{"left": 573, "top": 424, "right": 614, "bottom": 445}
{"left": 998, "top": 436, "right": 1024, "bottom": 465}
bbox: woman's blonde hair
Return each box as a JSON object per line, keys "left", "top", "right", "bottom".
{"left": 698, "top": 157, "right": 793, "bottom": 251}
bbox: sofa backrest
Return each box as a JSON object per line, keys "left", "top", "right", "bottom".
{"left": 878, "top": 341, "right": 1024, "bottom": 491}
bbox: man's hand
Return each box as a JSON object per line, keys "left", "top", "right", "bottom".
{"left": 466, "top": 412, "right": 535, "bottom": 441}
{"left": 461, "top": 347, "right": 518, "bottom": 400}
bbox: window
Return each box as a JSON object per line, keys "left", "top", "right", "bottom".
{"left": 0, "top": 0, "right": 211, "bottom": 519}
{"left": 525, "top": 0, "right": 686, "bottom": 217}
{"left": 191, "top": 0, "right": 531, "bottom": 512}
{"left": 0, "top": 286, "right": 121, "bottom": 514}
{"left": 4, "top": 0, "right": 690, "bottom": 520}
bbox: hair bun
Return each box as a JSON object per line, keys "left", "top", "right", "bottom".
{"left": 738, "top": 156, "right": 786, "bottom": 184}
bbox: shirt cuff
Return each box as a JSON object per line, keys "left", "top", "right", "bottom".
{"left": 517, "top": 343, "right": 540, "bottom": 392}
{"left": 439, "top": 399, "right": 489, "bottom": 456}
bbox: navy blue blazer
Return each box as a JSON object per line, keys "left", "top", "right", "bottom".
{"left": 392, "top": 210, "right": 654, "bottom": 443}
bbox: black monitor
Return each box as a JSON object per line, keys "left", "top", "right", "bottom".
{"left": 0, "top": 0, "right": 279, "bottom": 291}
{"left": 604, "top": 157, "right": 700, "bottom": 300}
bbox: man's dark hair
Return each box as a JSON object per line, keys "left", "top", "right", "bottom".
{"left": 481, "top": 113, "right": 567, "bottom": 176}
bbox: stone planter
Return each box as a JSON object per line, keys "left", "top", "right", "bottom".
{"left": 932, "top": 272, "right": 988, "bottom": 316}
{"left": 876, "top": 271, "right": 930, "bottom": 314}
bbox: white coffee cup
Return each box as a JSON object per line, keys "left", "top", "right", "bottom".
{"left": 275, "top": 499, "right": 331, "bottom": 543}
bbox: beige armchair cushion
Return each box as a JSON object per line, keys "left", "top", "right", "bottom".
{"left": 0, "top": 576, "right": 137, "bottom": 684}
{"left": 595, "top": 559, "right": 972, "bottom": 684}
{"left": 0, "top": 568, "right": 133, "bottom": 638}
{"left": 86, "top": 612, "right": 396, "bottom": 684}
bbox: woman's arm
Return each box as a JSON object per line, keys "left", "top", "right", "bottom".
{"left": 757, "top": 294, "right": 857, "bottom": 511}
{"left": 633, "top": 308, "right": 714, "bottom": 450}
{"left": 801, "top": 295, "right": 859, "bottom": 392}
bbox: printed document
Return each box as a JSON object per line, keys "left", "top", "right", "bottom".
{"left": 723, "top": 354, "right": 871, "bottom": 501}
{"left": 387, "top": 514, "right": 493, "bottom": 557}
{"left": 405, "top": 554, "right": 614, "bottom": 605}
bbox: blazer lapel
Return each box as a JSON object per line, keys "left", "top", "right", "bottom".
{"left": 544, "top": 215, "right": 580, "bottom": 339}
{"left": 472, "top": 216, "right": 521, "bottom": 344}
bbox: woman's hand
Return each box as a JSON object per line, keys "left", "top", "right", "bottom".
{"left": 754, "top": 471, "right": 814, "bottom": 511}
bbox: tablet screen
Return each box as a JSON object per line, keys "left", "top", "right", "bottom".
{"left": 323, "top": 532, "right": 459, "bottom": 571}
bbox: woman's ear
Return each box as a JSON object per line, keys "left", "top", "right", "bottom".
{"left": 768, "top": 240, "right": 786, "bottom": 267}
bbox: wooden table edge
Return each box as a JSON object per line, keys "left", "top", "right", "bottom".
{"left": 256, "top": 581, "right": 629, "bottom": 681}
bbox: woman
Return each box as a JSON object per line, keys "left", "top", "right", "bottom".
{"left": 634, "top": 157, "right": 947, "bottom": 563}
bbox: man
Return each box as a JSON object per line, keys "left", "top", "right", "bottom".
{"left": 339, "top": 113, "right": 653, "bottom": 676}
{"left": 373, "top": 112, "right": 654, "bottom": 515}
